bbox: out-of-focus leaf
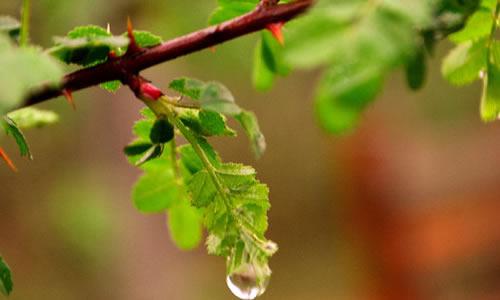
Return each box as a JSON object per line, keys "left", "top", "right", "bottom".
{"left": 7, "top": 107, "right": 59, "bottom": 129}
{"left": 441, "top": 40, "right": 487, "bottom": 85}
{"left": 449, "top": 8, "right": 494, "bottom": 43}
{"left": 0, "top": 16, "right": 20, "bottom": 41}
{"left": 315, "top": 63, "right": 384, "bottom": 134}
{"left": 167, "top": 201, "right": 202, "bottom": 250}
{"left": 406, "top": 47, "right": 427, "bottom": 90}
{"left": 481, "top": 65, "right": 500, "bottom": 122}
{"left": 235, "top": 110, "right": 266, "bottom": 158}
{"left": 132, "top": 167, "right": 180, "bottom": 212}
{"left": 0, "top": 35, "right": 63, "bottom": 115}
{"left": 0, "top": 256, "right": 13, "bottom": 296}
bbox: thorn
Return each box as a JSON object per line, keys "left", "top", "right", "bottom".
{"left": 126, "top": 17, "right": 141, "bottom": 54}
{"left": 209, "top": 46, "right": 217, "bottom": 53}
{"left": 266, "top": 22, "right": 285, "bottom": 45}
{"left": 0, "top": 147, "right": 18, "bottom": 172}
{"left": 62, "top": 89, "right": 76, "bottom": 110}
{"left": 106, "top": 23, "right": 111, "bottom": 34}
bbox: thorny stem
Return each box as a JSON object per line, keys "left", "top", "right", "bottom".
{"left": 23, "top": 0, "right": 314, "bottom": 107}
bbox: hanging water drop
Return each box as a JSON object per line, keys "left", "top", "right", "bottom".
{"left": 226, "top": 263, "right": 270, "bottom": 300}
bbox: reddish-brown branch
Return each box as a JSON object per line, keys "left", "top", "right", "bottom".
{"left": 24, "top": 0, "right": 313, "bottom": 107}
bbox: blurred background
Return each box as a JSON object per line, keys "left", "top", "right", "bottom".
{"left": 1, "top": 1, "right": 500, "bottom": 299}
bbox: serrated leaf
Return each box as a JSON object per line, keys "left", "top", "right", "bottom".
{"left": 442, "top": 40, "right": 487, "bottom": 86}
{"left": 235, "top": 110, "right": 266, "bottom": 158}
{"left": 48, "top": 25, "right": 129, "bottom": 66}
{"left": 199, "top": 110, "right": 236, "bottom": 136}
{"left": 188, "top": 170, "right": 217, "bottom": 207}
{"left": 167, "top": 201, "right": 202, "bottom": 250}
{"left": 0, "top": 256, "right": 13, "bottom": 296}
{"left": 132, "top": 167, "right": 180, "bottom": 212}
{"left": 7, "top": 107, "right": 59, "bottom": 129}
{"left": 481, "top": 65, "right": 500, "bottom": 122}
{"left": 0, "top": 16, "right": 20, "bottom": 41}
{"left": 315, "top": 63, "right": 384, "bottom": 134}
{"left": 2, "top": 117, "right": 31, "bottom": 159}
{"left": 0, "top": 36, "right": 63, "bottom": 115}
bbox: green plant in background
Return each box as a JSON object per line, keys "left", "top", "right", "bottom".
{"left": 0, "top": 0, "right": 498, "bottom": 299}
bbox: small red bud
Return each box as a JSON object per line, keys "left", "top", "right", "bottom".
{"left": 0, "top": 147, "right": 17, "bottom": 172}
{"left": 266, "top": 22, "right": 285, "bottom": 45}
{"left": 140, "top": 82, "right": 163, "bottom": 101}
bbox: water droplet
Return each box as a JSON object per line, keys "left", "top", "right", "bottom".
{"left": 226, "top": 263, "right": 270, "bottom": 299}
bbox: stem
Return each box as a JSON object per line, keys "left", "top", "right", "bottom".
{"left": 23, "top": 0, "right": 314, "bottom": 107}
{"left": 20, "top": 0, "right": 30, "bottom": 47}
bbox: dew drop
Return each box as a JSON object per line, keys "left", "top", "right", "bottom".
{"left": 226, "top": 263, "right": 270, "bottom": 300}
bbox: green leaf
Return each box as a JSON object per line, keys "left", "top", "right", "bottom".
{"left": 252, "top": 37, "right": 275, "bottom": 91}
{"left": 178, "top": 140, "right": 221, "bottom": 175}
{"left": 169, "top": 77, "right": 206, "bottom": 100}
{"left": 209, "top": 0, "right": 258, "bottom": 25}
{"left": 7, "top": 107, "right": 59, "bottom": 129}
{"left": 315, "top": 63, "right": 384, "bottom": 134}
{"left": 188, "top": 170, "right": 217, "bottom": 207}
{"left": 48, "top": 25, "right": 129, "bottom": 66}
{"left": 167, "top": 201, "right": 202, "bottom": 250}
{"left": 131, "top": 30, "right": 163, "bottom": 48}
{"left": 199, "top": 82, "right": 242, "bottom": 115}
{"left": 234, "top": 111, "right": 266, "bottom": 158}
{"left": 490, "top": 40, "right": 500, "bottom": 68}
{"left": 100, "top": 80, "right": 121, "bottom": 93}
{"left": 0, "top": 36, "right": 63, "bottom": 115}
{"left": 199, "top": 110, "right": 236, "bottom": 136}
{"left": 0, "top": 16, "right": 20, "bottom": 41}
{"left": 0, "top": 256, "right": 12, "bottom": 296}
{"left": 149, "top": 118, "right": 174, "bottom": 144}
{"left": 481, "top": 65, "right": 500, "bottom": 122}
{"left": 442, "top": 40, "right": 487, "bottom": 86}
{"left": 132, "top": 167, "right": 180, "bottom": 213}
{"left": 2, "top": 116, "right": 31, "bottom": 159}
{"left": 252, "top": 31, "right": 291, "bottom": 91}
{"left": 449, "top": 8, "right": 494, "bottom": 43}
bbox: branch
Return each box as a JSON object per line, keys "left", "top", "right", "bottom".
{"left": 24, "top": 0, "right": 314, "bottom": 107}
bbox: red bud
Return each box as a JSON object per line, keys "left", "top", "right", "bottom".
{"left": 140, "top": 82, "right": 163, "bottom": 101}
{"left": 266, "top": 22, "right": 285, "bottom": 45}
